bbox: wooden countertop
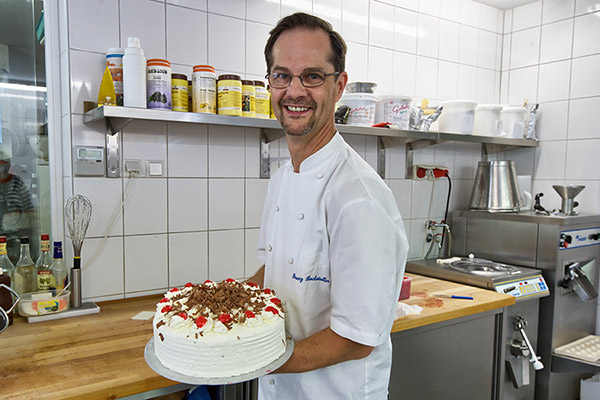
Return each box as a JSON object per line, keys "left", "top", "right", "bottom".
{"left": 392, "top": 273, "right": 515, "bottom": 333}
{"left": 2, "top": 274, "right": 515, "bottom": 399}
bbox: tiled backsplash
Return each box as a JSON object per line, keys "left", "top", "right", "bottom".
{"left": 56, "top": 0, "right": 600, "bottom": 302}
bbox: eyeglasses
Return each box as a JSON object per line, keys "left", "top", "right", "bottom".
{"left": 266, "top": 71, "right": 340, "bottom": 88}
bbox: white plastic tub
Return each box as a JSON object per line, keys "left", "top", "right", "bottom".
{"left": 474, "top": 104, "right": 503, "bottom": 137}
{"left": 338, "top": 93, "right": 377, "bottom": 126}
{"left": 438, "top": 100, "right": 477, "bottom": 134}
{"left": 375, "top": 95, "right": 412, "bottom": 129}
{"left": 501, "top": 106, "right": 527, "bottom": 139}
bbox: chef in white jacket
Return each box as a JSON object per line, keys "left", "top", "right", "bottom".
{"left": 247, "top": 12, "right": 409, "bottom": 399}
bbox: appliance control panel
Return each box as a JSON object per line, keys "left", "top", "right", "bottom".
{"left": 494, "top": 275, "right": 549, "bottom": 300}
{"left": 559, "top": 227, "right": 600, "bottom": 250}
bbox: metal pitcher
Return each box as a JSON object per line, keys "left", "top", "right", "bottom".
{"left": 469, "top": 160, "right": 523, "bottom": 212}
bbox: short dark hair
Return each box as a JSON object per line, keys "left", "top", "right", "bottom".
{"left": 264, "top": 12, "right": 346, "bottom": 75}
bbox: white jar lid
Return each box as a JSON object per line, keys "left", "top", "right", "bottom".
{"left": 441, "top": 99, "right": 477, "bottom": 107}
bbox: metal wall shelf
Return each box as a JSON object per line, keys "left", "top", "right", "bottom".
{"left": 83, "top": 106, "right": 539, "bottom": 178}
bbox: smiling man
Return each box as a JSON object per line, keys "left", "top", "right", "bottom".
{"left": 248, "top": 12, "right": 409, "bottom": 399}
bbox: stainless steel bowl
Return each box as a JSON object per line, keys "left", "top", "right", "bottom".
{"left": 469, "top": 160, "right": 523, "bottom": 212}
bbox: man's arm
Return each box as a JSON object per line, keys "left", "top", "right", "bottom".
{"left": 273, "top": 327, "right": 373, "bottom": 374}
{"left": 245, "top": 265, "right": 265, "bottom": 287}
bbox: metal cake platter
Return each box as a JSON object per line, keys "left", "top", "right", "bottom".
{"left": 144, "top": 334, "right": 294, "bottom": 385}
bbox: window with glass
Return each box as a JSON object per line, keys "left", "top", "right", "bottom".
{"left": 0, "top": 0, "right": 50, "bottom": 263}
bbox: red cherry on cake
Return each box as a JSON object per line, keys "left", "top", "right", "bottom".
{"left": 245, "top": 310, "right": 256, "bottom": 318}
{"left": 225, "top": 278, "right": 236, "bottom": 283}
{"left": 195, "top": 316, "right": 207, "bottom": 328}
{"left": 203, "top": 280, "right": 213, "bottom": 285}
{"left": 178, "top": 312, "right": 188, "bottom": 320}
{"left": 159, "top": 297, "right": 169, "bottom": 303}
{"left": 218, "top": 313, "right": 232, "bottom": 323}
{"left": 247, "top": 282, "right": 258, "bottom": 288}
{"left": 184, "top": 282, "right": 193, "bottom": 288}
{"left": 270, "top": 298, "right": 281, "bottom": 306}
{"left": 265, "top": 306, "right": 279, "bottom": 315}
{"left": 161, "top": 305, "right": 173, "bottom": 313}
{"left": 263, "top": 288, "right": 272, "bottom": 294}
{"left": 169, "top": 287, "right": 179, "bottom": 293}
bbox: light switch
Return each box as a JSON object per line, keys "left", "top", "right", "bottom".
{"left": 148, "top": 160, "right": 164, "bottom": 177}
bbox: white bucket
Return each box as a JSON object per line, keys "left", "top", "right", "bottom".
{"left": 438, "top": 100, "right": 477, "bottom": 134}
{"left": 501, "top": 106, "right": 527, "bottom": 139}
{"left": 339, "top": 93, "right": 377, "bottom": 126}
{"left": 375, "top": 95, "right": 412, "bottom": 129}
{"left": 474, "top": 104, "right": 503, "bottom": 137}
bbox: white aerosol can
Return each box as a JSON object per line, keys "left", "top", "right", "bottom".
{"left": 123, "top": 37, "right": 146, "bottom": 108}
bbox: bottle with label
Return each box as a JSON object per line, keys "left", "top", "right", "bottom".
{"left": 123, "top": 37, "right": 147, "bottom": 108}
{"left": 0, "top": 236, "right": 15, "bottom": 288}
{"left": 13, "top": 237, "right": 36, "bottom": 295}
{"left": 0, "top": 235, "right": 15, "bottom": 325}
{"left": 254, "top": 80, "right": 270, "bottom": 119}
{"left": 146, "top": 58, "right": 172, "bottom": 110}
{"left": 106, "top": 48, "right": 124, "bottom": 106}
{"left": 192, "top": 65, "right": 216, "bottom": 114}
{"left": 50, "top": 241, "right": 68, "bottom": 292}
{"left": 36, "top": 234, "right": 53, "bottom": 291}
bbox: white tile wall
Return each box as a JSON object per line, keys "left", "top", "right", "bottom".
{"left": 60, "top": 0, "right": 600, "bottom": 300}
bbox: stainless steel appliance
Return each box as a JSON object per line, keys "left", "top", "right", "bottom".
{"left": 451, "top": 210, "right": 600, "bottom": 400}
{"left": 407, "top": 257, "right": 549, "bottom": 400}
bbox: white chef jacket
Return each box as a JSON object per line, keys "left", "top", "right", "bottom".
{"left": 257, "top": 133, "right": 409, "bottom": 400}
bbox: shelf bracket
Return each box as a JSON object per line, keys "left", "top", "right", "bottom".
{"left": 106, "top": 121, "right": 121, "bottom": 177}
{"left": 107, "top": 117, "right": 133, "bottom": 135}
{"left": 404, "top": 139, "right": 446, "bottom": 179}
{"left": 377, "top": 138, "right": 386, "bottom": 179}
{"left": 260, "top": 129, "right": 289, "bottom": 179}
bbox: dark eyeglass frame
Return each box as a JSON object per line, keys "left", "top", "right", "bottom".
{"left": 266, "top": 71, "right": 340, "bottom": 88}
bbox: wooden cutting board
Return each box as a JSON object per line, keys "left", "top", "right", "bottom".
{"left": 2, "top": 295, "right": 173, "bottom": 400}
{"left": 392, "top": 273, "right": 515, "bottom": 333}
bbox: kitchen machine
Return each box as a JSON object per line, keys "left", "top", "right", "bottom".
{"left": 407, "top": 256, "right": 549, "bottom": 400}
{"left": 450, "top": 209, "right": 600, "bottom": 400}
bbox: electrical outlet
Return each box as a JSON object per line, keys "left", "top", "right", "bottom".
{"left": 412, "top": 164, "right": 449, "bottom": 181}
{"left": 124, "top": 159, "right": 144, "bottom": 177}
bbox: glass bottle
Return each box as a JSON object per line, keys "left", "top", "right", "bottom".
{"left": 0, "top": 236, "right": 15, "bottom": 288}
{"left": 36, "top": 234, "right": 53, "bottom": 291}
{"left": 50, "top": 241, "right": 68, "bottom": 292}
{"left": 14, "top": 237, "right": 37, "bottom": 295}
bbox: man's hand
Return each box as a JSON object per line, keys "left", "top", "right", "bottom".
{"left": 274, "top": 327, "right": 373, "bottom": 374}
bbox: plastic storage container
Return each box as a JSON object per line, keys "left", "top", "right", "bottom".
{"left": 398, "top": 276, "right": 412, "bottom": 300}
{"left": 474, "top": 104, "right": 503, "bottom": 137}
{"left": 338, "top": 93, "right": 377, "bottom": 126}
{"left": 192, "top": 65, "right": 216, "bottom": 114}
{"left": 18, "top": 289, "right": 70, "bottom": 316}
{"left": 375, "top": 95, "right": 412, "bottom": 129}
{"left": 146, "top": 59, "right": 172, "bottom": 110}
{"left": 438, "top": 100, "right": 477, "bottom": 134}
{"left": 217, "top": 74, "right": 242, "bottom": 116}
{"left": 501, "top": 106, "right": 527, "bottom": 139}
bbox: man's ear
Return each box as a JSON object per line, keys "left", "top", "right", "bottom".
{"left": 335, "top": 71, "right": 349, "bottom": 102}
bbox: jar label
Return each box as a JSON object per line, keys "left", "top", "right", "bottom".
{"left": 147, "top": 67, "right": 172, "bottom": 110}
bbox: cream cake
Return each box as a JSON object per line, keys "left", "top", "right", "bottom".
{"left": 153, "top": 279, "right": 286, "bottom": 378}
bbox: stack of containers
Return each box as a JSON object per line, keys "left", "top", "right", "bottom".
{"left": 338, "top": 82, "right": 378, "bottom": 126}
{"left": 474, "top": 104, "right": 503, "bottom": 137}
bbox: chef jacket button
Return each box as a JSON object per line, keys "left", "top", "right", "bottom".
{"left": 275, "top": 205, "right": 280, "bottom": 212}
{"left": 317, "top": 172, "right": 323, "bottom": 179}
{"left": 298, "top": 213, "right": 304, "bottom": 220}
{"left": 269, "top": 379, "right": 275, "bottom": 385}
{"left": 267, "top": 245, "right": 272, "bottom": 252}
{"left": 288, "top": 257, "right": 294, "bottom": 264}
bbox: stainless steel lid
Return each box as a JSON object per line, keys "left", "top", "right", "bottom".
{"left": 469, "top": 160, "right": 523, "bottom": 212}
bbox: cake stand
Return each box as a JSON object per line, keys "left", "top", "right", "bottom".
{"left": 144, "top": 335, "right": 294, "bottom": 385}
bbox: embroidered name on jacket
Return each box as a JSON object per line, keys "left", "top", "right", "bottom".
{"left": 292, "top": 273, "right": 330, "bottom": 284}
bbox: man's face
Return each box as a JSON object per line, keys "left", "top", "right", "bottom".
{"left": 269, "top": 28, "right": 346, "bottom": 138}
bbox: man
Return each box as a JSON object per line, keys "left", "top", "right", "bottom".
{"left": 0, "top": 149, "right": 34, "bottom": 261}
{"left": 248, "top": 12, "right": 409, "bottom": 399}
